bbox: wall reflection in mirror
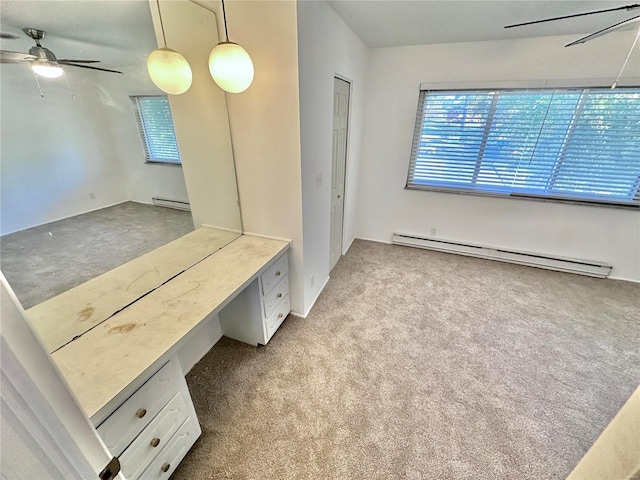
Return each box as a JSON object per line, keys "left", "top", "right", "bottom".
{"left": 0, "top": 0, "right": 242, "bottom": 352}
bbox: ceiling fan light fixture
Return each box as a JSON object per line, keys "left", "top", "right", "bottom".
{"left": 209, "top": 41, "right": 254, "bottom": 93}
{"left": 147, "top": 47, "right": 193, "bottom": 95}
{"left": 31, "top": 60, "right": 63, "bottom": 78}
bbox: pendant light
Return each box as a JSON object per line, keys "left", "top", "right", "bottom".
{"left": 208, "top": 0, "right": 254, "bottom": 94}
{"left": 147, "top": 0, "right": 193, "bottom": 95}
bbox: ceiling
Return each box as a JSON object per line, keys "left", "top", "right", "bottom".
{"left": 0, "top": 1, "right": 156, "bottom": 69}
{"left": 326, "top": 1, "right": 640, "bottom": 48}
{"left": 1, "top": 1, "right": 638, "bottom": 61}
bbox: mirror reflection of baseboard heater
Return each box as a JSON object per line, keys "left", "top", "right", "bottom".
{"left": 391, "top": 232, "right": 612, "bottom": 278}
{"left": 152, "top": 197, "right": 191, "bottom": 212}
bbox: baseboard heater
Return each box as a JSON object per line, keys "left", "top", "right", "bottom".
{"left": 391, "top": 232, "right": 612, "bottom": 278}
{"left": 152, "top": 197, "right": 191, "bottom": 212}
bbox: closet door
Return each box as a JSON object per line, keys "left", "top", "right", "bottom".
{"left": 1, "top": 274, "right": 121, "bottom": 480}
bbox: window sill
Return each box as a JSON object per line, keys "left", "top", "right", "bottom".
{"left": 144, "top": 161, "right": 182, "bottom": 167}
{"left": 405, "top": 184, "right": 640, "bottom": 211}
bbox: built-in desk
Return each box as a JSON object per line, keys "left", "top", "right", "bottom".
{"left": 53, "top": 234, "right": 289, "bottom": 420}
{"left": 28, "top": 227, "right": 240, "bottom": 353}
{"left": 46, "top": 233, "right": 290, "bottom": 479}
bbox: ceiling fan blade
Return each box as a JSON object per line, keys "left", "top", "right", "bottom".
{"left": 565, "top": 14, "right": 640, "bottom": 46}
{"left": 0, "top": 33, "right": 19, "bottom": 39}
{"left": 0, "top": 50, "right": 37, "bottom": 63}
{"left": 59, "top": 61, "right": 122, "bottom": 74}
{"left": 57, "top": 59, "right": 101, "bottom": 64}
{"left": 505, "top": 3, "right": 640, "bottom": 29}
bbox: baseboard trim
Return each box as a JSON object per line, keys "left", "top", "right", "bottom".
{"left": 343, "top": 236, "right": 356, "bottom": 255}
{"left": 291, "top": 275, "right": 330, "bottom": 318}
{"left": 242, "top": 231, "right": 293, "bottom": 245}
{"left": 354, "top": 236, "right": 392, "bottom": 245}
{"left": 1, "top": 200, "right": 130, "bottom": 236}
{"left": 152, "top": 197, "right": 191, "bottom": 211}
{"left": 200, "top": 224, "right": 242, "bottom": 235}
{"left": 392, "top": 232, "right": 612, "bottom": 278}
{"left": 306, "top": 275, "right": 331, "bottom": 317}
{"left": 609, "top": 275, "right": 640, "bottom": 284}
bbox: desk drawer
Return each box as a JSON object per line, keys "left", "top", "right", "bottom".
{"left": 97, "top": 361, "right": 180, "bottom": 456}
{"left": 139, "top": 417, "right": 199, "bottom": 480}
{"left": 261, "top": 254, "right": 288, "bottom": 296}
{"left": 266, "top": 295, "right": 290, "bottom": 339}
{"left": 263, "top": 274, "right": 289, "bottom": 319}
{"left": 119, "top": 391, "right": 190, "bottom": 480}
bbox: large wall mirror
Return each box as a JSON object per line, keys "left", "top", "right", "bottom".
{"left": 0, "top": 0, "right": 242, "bottom": 351}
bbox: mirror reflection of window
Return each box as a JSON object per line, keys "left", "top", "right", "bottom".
{"left": 131, "top": 95, "right": 182, "bottom": 166}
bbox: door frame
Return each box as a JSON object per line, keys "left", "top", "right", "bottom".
{"left": 331, "top": 73, "right": 353, "bottom": 268}
{"left": 1, "top": 273, "right": 121, "bottom": 479}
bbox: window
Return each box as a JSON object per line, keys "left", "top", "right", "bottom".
{"left": 407, "top": 87, "right": 640, "bottom": 207}
{"left": 131, "top": 95, "right": 181, "bottom": 165}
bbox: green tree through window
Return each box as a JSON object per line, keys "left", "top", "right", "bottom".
{"left": 407, "top": 87, "right": 640, "bottom": 206}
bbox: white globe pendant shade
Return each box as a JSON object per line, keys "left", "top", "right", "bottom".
{"left": 147, "top": 47, "right": 193, "bottom": 95}
{"left": 32, "top": 60, "right": 64, "bottom": 78}
{"left": 208, "top": 42, "right": 254, "bottom": 93}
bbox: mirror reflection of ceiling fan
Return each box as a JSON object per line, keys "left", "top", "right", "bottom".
{"left": 0, "top": 28, "right": 122, "bottom": 78}
{"left": 505, "top": 3, "right": 640, "bottom": 47}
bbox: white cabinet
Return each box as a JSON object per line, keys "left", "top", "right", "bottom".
{"left": 260, "top": 254, "right": 289, "bottom": 296}
{"left": 219, "top": 250, "right": 291, "bottom": 346}
{"left": 138, "top": 417, "right": 200, "bottom": 479}
{"left": 263, "top": 274, "right": 289, "bottom": 319}
{"left": 95, "top": 356, "right": 200, "bottom": 479}
{"left": 54, "top": 236, "right": 292, "bottom": 479}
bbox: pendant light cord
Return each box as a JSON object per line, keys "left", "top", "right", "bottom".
{"left": 221, "top": 0, "right": 229, "bottom": 41}
{"left": 156, "top": 0, "right": 168, "bottom": 47}
{"left": 612, "top": 27, "right": 640, "bottom": 89}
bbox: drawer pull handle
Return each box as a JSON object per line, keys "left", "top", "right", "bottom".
{"left": 278, "top": 313, "right": 284, "bottom": 319}
{"left": 161, "top": 463, "right": 170, "bottom": 473}
{"left": 277, "top": 293, "right": 282, "bottom": 298}
{"left": 136, "top": 408, "right": 147, "bottom": 419}
{"left": 275, "top": 271, "right": 281, "bottom": 276}
{"left": 150, "top": 438, "right": 160, "bottom": 448}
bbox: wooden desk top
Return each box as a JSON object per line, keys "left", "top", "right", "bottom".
{"left": 51, "top": 234, "right": 289, "bottom": 419}
{"left": 27, "top": 227, "right": 240, "bottom": 353}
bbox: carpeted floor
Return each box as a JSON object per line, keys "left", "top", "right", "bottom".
{"left": 174, "top": 239, "right": 640, "bottom": 480}
{"left": 0, "top": 202, "right": 194, "bottom": 308}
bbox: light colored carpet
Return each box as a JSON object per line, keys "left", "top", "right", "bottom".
{"left": 0, "top": 202, "right": 194, "bottom": 308}
{"left": 174, "top": 239, "right": 640, "bottom": 480}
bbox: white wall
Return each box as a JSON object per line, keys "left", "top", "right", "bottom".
{"left": 188, "top": 0, "right": 369, "bottom": 316}
{"left": 224, "top": 0, "right": 306, "bottom": 314}
{"left": 297, "top": 1, "right": 368, "bottom": 314}
{"left": 0, "top": 68, "right": 129, "bottom": 235}
{"left": 356, "top": 32, "right": 640, "bottom": 282}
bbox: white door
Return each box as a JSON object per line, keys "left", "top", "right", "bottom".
{"left": 330, "top": 77, "right": 350, "bottom": 271}
{"left": 1, "top": 274, "right": 121, "bottom": 480}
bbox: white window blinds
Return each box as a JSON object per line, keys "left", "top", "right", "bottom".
{"left": 132, "top": 96, "right": 181, "bottom": 164}
{"left": 407, "top": 87, "right": 640, "bottom": 207}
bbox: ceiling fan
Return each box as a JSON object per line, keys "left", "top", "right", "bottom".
{"left": 505, "top": 3, "right": 640, "bottom": 47}
{"left": 0, "top": 28, "right": 122, "bottom": 78}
